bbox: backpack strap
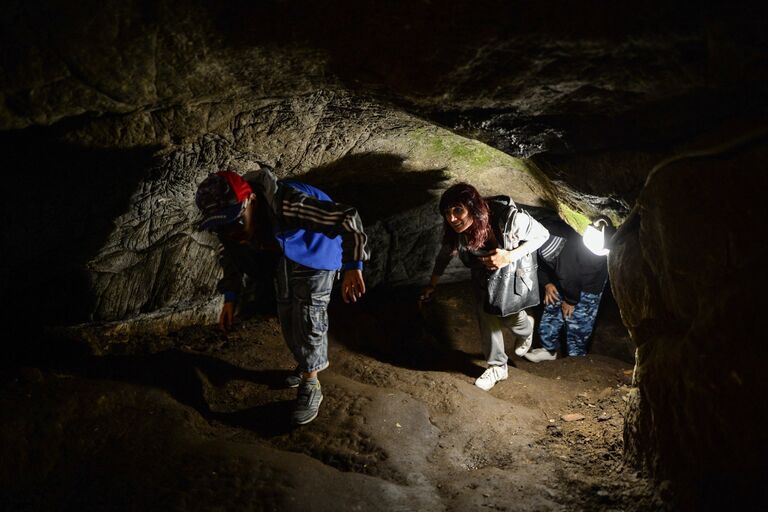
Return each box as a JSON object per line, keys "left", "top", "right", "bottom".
{"left": 486, "top": 196, "right": 518, "bottom": 249}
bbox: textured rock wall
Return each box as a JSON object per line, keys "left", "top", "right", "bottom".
{"left": 0, "top": 0, "right": 330, "bottom": 132}
{"left": 610, "top": 127, "right": 768, "bottom": 508}
{"left": 3, "top": 90, "right": 547, "bottom": 332}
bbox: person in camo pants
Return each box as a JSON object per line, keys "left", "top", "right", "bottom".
{"left": 524, "top": 218, "right": 608, "bottom": 362}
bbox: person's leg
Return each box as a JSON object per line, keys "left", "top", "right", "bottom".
{"left": 290, "top": 266, "right": 334, "bottom": 375}
{"left": 275, "top": 257, "right": 300, "bottom": 362}
{"left": 475, "top": 303, "right": 509, "bottom": 390}
{"left": 289, "top": 263, "right": 335, "bottom": 424}
{"left": 275, "top": 257, "right": 305, "bottom": 387}
{"left": 503, "top": 309, "right": 532, "bottom": 339}
{"left": 477, "top": 303, "right": 509, "bottom": 367}
{"left": 539, "top": 301, "right": 565, "bottom": 352}
{"left": 564, "top": 292, "right": 603, "bottom": 356}
{"left": 501, "top": 309, "right": 534, "bottom": 356}
{"left": 523, "top": 300, "right": 564, "bottom": 362}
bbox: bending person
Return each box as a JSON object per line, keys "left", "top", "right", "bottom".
{"left": 525, "top": 218, "right": 608, "bottom": 362}
{"left": 195, "top": 167, "right": 369, "bottom": 425}
{"left": 421, "top": 183, "right": 549, "bottom": 391}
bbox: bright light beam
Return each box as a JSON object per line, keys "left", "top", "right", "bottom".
{"left": 583, "top": 219, "right": 610, "bottom": 256}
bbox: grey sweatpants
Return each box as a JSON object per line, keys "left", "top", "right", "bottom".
{"left": 476, "top": 304, "right": 532, "bottom": 367}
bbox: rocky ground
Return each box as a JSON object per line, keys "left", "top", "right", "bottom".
{"left": 1, "top": 282, "right": 667, "bottom": 512}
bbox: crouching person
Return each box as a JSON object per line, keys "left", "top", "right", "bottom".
{"left": 524, "top": 218, "right": 608, "bottom": 362}
{"left": 195, "top": 166, "right": 369, "bottom": 425}
{"left": 421, "top": 183, "right": 549, "bottom": 391}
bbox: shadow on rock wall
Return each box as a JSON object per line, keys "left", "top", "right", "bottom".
{"left": 300, "top": 152, "right": 449, "bottom": 223}
{"left": 220, "top": 152, "right": 450, "bottom": 322}
{"left": 1, "top": 122, "right": 160, "bottom": 340}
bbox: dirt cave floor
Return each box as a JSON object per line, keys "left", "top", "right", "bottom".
{"left": 1, "top": 282, "right": 668, "bottom": 512}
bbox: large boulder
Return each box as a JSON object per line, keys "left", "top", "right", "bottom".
{"left": 609, "top": 126, "right": 768, "bottom": 508}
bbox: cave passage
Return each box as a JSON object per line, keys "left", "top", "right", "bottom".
{"left": 2, "top": 0, "right": 766, "bottom": 510}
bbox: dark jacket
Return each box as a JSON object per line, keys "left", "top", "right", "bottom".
{"left": 537, "top": 220, "right": 608, "bottom": 305}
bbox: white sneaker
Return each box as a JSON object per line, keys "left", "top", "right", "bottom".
{"left": 524, "top": 348, "right": 557, "bottom": 363}
{"left": 475, "top": 365, "right": 508, "bottom": 391}
{"left": 514, "top": 315, "right": 535, "bottom": 356}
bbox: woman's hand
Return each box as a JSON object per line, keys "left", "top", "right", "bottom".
{"left": 480, "top": 248, "right": 513, "bottom": 270}
{"left": 341, "top": 269, "right": 366, "bottom": 303}
{"left": 561, "top": 302, "right": 575, "bottom": 319}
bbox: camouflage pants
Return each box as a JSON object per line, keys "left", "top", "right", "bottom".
{"left": 539, "top": 291, "right": 603, "bottom": 356}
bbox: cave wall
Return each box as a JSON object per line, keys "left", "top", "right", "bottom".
{"left": 610, "top": 128, "right": 768, "bottom": 508}
{"left": 3, "top": 90, "right": 547, "bottom": 332}
{"left": 3, "top": 1, "right": 768, "bottom": 506}
{"left": 5, "top": 0, "right": 747, "bottom": 332}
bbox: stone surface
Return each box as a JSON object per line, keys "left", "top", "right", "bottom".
{"left": 610, "top": 125, "right": 768, "bottom": 509}
{"left": 3, "top": 91, "right": 548, "bottom": 329}
{"left": 0, "top": 284, "right": 662, "bottom": 512}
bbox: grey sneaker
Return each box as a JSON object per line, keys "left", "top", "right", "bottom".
{"left": 524, "top": 348, "right": 557, "bottom": 363}
{"left": 285, "top": 367, "right": 302, "bottom": 388}
{"left": 292, "top": 379, "right": 323, "bottom": 425}
{"left": 475, "top": 364, "right": 508, "bottom": 391}
{"left": 514, "top": 314, "right": 535, "bottom": 357}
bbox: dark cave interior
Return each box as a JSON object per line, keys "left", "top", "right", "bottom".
{"left": 1, "top": 1, "right": 767, "bottom": 511}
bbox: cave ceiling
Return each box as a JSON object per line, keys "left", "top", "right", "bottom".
{"left": 4, "top": 1, "right": 766, "bottom": 206}
{"left": 5, "top": 2, "right": 764, "bottom": 142}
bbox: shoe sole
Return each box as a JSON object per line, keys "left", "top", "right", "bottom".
{"left": 524, "top": 351, "right": 557, "bottom": 363}
{"left": 293, "top": 395, "right": 324, "bottom": 425}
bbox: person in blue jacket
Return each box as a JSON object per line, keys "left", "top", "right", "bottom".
{"left": 195, "top": 166, "right": 369, "bottom": 425}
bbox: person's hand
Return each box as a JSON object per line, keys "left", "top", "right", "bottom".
{"left": 544, "top": 283, "right": 560, "bottom": 305}
{"left": 561, "top": 302, "right": 575, "bottom": 319}
{"left": 479, "top": 248, "right": 512, "bottom": 270}
{"left": 419, "top": 284, "right": 436, "bottom": 303}
{"left": 341, "top": 269, "right": 366, "bottom": 303}
{"left": 219, "top": 302, "right": 235, "bottom": 332}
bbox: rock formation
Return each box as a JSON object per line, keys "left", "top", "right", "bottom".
{"left": 2, "top": 0, "right": 766, "bottom": 508}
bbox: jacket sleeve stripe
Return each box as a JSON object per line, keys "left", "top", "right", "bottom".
{"left": 282, "top": 199, "right": 346, "bottom": 220}
{"left": 343, "top": 217, "right": 366, "bottom": 261}
{"left": 282, "top": 207, "right": 346, "bottom": 227}
{"left": 279, "top": 192, "right": 369, "bottom": 264}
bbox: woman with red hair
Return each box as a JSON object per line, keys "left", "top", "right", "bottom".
{"left": 421, "top": 183, "right": 549, "bottom": 390}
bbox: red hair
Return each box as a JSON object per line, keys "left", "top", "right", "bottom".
{"left": 439, "top": 183, "right": 491, "bottom": 251}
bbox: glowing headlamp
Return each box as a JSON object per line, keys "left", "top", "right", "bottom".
{"left": 583, "top": 218, "right": 611, "bottom": 256}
